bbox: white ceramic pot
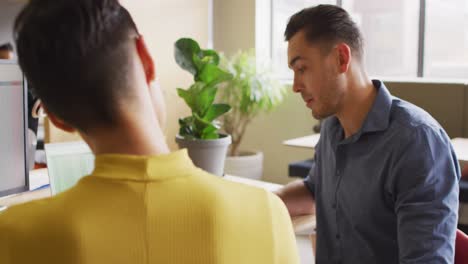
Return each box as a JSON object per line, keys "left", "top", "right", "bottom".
{"left": 175, "top": 134, "right": 231, "bottom": 177}
{"left": 224, "top": 151, "right": 263, "bottom": 180}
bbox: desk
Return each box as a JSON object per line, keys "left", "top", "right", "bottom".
{"left": 283, "top": 134, "right": 320, "bottom": 149}
{"left": 285, "top": 134, "right": 468, "bottom": 165}
{"left": 451, "top": 138, "right": 468, "bottom": 167}
{"left": 0, "top": 169, "right": 51, "bottom": 207}
{"left": 1, "top": 169, "right": 316, "bottom": 264}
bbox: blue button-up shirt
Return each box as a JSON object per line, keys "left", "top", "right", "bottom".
{"left": 305, "top": 80, "right": 460, "bottom": 263}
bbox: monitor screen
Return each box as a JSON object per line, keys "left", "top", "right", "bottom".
{"left": 0, "top": 60, "right": 29, "bottom": 198}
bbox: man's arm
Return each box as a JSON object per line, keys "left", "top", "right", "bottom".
{"left": 276, "top": 146, "right": 319, "bottom": 217}
{"left": 276, "top": 180, "right": 315, "bottom": 217}
{"left": 392, "top": 127, "right": 460, "bottom": 263}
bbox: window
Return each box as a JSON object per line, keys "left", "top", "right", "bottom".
{"left": 271, "top": 0, "right": 335, "bottom": 79}
{"left": 266, "top": 0, "right": 468, "bottom": 80}
{"left": 344, "top": 0, "right": 419, "bottom": 77}
{"left": 424, "top": 0, "right": 468, "bottom": 79}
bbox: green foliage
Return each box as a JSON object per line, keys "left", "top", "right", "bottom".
{"left": 219, "top": 50, "right": 287, "bottom": 156}
{"left": 174, "top": 38, "right": 232, "bottom": 140}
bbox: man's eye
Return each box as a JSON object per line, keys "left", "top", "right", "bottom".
{"left": 297, "top": 67, "right": 305, "bottom": 73}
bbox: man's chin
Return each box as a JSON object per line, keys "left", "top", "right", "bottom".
{"left": 311, "top": 110, "right": 331, "bottom": 120}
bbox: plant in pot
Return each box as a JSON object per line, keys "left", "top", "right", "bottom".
{"left": 174, "top": 38, "right": 233, "bottom": 176}
{"left": 219, "top": 50, "right": 287, "bottom": 180}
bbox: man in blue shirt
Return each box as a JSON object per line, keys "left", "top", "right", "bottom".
{"left": 276, "top": 5, "right": 460, "bottom": 263}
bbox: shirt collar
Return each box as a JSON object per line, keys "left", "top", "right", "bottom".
{"left": 91, "top": 149, "right": 196, "bottom": 181}
{"left": 360, "top": 80, "right": 393, "bottom": 134}
{"left": 329, "top": 80, "right": 393, "bottom": 144}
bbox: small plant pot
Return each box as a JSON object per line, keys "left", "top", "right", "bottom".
{"left": 175, "top": 134, "right": 232, "bottom": 176}
{"left": 224, "top": 151, "right": 263, "bottom": 180}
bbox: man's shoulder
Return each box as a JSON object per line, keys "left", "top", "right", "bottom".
{"left": 388, "top": 97, "right": 444, "bottom": 137}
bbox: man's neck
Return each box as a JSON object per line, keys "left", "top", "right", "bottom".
{"left": 335, "top": 73, "right": 376, "bottom": 139}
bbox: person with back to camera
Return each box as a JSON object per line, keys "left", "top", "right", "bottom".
{"left": 0, "top": 1, "right": 300, "bottom": 263}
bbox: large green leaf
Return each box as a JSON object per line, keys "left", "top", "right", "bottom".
{"left": 174, "top": 38, "right": 201, "bottom": 75}
{"left": 176, "top": 88, "right": 195, "bottom": 111}
{"left": 197, "top": 64, "right": 232, "bottom": 85}
{"left": 200, "top": 49, "right": 220, "bottom": 65}
{"left": 194, "top": 84, "right": 218, "bottom": 117}
{"left": 204, "top": 104, "right": 231, "bottom": 122}
{"left": 193, "top": 114, "right": 219, "bottom": 139}
{"left": 201, "top": 124, "right": 219, "bottom": 139}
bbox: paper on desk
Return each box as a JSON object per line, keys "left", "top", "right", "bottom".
{"left": 29, "top": 168, "right": 50, "bottom": 190}
{"left": 45, "top": 141, "right": 95, "bottom": 195}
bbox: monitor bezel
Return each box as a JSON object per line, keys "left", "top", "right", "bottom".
{"left": 0, "top": 59, "right": 30, "bottom": 198}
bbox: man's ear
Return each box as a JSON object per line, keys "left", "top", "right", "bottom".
{"left": 43, "top": 107, "right": 76, "bottom": 133}
{"left": 135, "top": 35, "right": 155, "bottom": 84}
{"left": 336, "top": 43, "right": 351, "bottom": 74}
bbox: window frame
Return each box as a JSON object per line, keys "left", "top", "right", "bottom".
{"left": 263, "top": 0, "right": 436, "bottom": 81}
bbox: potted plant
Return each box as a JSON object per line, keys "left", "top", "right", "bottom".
{"left": 219, "top": 50, "right": 287, "bottom": 180}
{"left": 174, "top": 38, "right": 233, "bottom": 176}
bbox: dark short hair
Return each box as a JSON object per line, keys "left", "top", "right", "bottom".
{"left": 14, "top": 0, "right": 139, "bottom": 131}
{"left": 0, "top": 43, "right": 14, "bottom": 52}
{"left": 285, "top": 5, "right": 364, "bottom": 58}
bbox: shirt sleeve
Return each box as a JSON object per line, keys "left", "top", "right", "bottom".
{"left": 303, "top": 161, "right": 317, "bottom": 198}
{"left": 304, "top": 139, "right": 320, "bottom": 198}
{"left": 392, "top": 126, "right": 460, "bottom": 263}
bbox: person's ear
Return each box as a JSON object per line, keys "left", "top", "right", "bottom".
{"left": 43, "top": 107, "right": 76, "bottom": 133}
{"left": 336, "top": 43, "right": 351, "bottom": 74}
{"left": 135, "top": 35, "right": 155, "bottom": 84}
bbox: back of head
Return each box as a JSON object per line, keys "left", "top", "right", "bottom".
{"left": 285, "top": 4, "right": 364, "bottom": 59}
{"left": 14, "top": 0, "right": 139, "bottom": 132}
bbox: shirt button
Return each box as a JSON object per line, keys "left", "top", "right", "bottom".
{"left": 336, "top": 234, "right": 341, "bottom": 239}
{"left": 332, "top": 203, "right": 337, "bottom": 209}
{"left": 336, "top": 169, "right": 341, "bottom": 175}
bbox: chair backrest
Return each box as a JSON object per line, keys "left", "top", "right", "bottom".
{"left": 455, "top": 229, "right": 468, "bottom": 264}
{"left": 462, "top": 165, "right": 468, "bottom": 180}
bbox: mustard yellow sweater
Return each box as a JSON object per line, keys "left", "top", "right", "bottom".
{"left": 0, "top": 150, "right": 299, "bottom": 263}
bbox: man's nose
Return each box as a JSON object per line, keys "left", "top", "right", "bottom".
{"left": 292, "top": 76, "right": 303, "bottom": 93}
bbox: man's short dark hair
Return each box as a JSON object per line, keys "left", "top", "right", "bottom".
{"left": 14, "top": 0, "right": 139, "bottom": 131}
{"left": 0, "top": 43, "right": 14, "bottom": 52}
{"left": 285, "top": 5, "right": 364, "bottom": 58}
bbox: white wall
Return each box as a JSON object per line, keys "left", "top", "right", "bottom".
{"left": 213, "top": 0, "right": 255, "bottom": 56}
{"left": 121, "top": 0, "right": 211, "bottom": 150}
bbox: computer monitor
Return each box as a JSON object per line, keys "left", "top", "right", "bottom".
{"left": 0, "top": 60, "right": 29, "bottom": 210}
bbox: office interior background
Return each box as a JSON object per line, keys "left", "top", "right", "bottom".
{"left": 0, "top": 0, "right": 467, "bottom": 192}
